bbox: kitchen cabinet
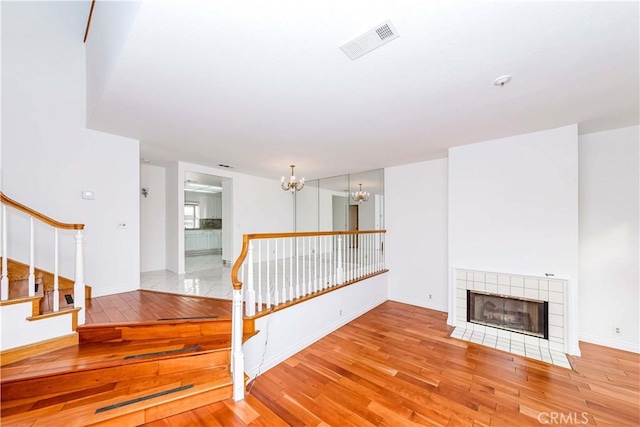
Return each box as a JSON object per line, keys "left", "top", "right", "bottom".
{"left": 212, "top": 194, "right": 222, "bottom": 219}
{"left": 185, "top": 229, "right": 222, "bottom": 253}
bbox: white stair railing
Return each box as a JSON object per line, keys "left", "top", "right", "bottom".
{"left": 0, "top": 192, "right": 86, "bottom": 324}
{"left": 230, "top": 230, "right": 386, "bottom": 401}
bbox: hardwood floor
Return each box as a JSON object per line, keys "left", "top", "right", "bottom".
{"left": 31, "top": 293, "right": 639, "bottom": 425}
{"left": 84, "top": 290, "right": 232, "bottom": 324}
{"left": 242, "top": 301, "right": 638, "bottom": 426}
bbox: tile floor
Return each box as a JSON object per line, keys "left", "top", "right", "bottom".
{"left": 450, "top": 326, "right": 572, "bottom": 369}
{"left": 140, "top": 254, "right": 234, "bottom": 299}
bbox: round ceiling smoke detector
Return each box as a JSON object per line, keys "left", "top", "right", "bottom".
{"left": 493, "top": 75, "right": 512, "bottom": 87}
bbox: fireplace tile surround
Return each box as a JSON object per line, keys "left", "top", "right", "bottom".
{"left": 451, "top": 268, "right": 572, "bottom": 369}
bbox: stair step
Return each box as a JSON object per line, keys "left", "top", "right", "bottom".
{"left": 1, "top": 373, "right": 233, "bottom": 426}
{"left": 1, "top": 342, "right": 230, "bottom": 402}
{"left": 78, "top": 318, "right": 235, "bottom": 343}
{"left": 1, "top": 366, "right": 230, "bottom": 416}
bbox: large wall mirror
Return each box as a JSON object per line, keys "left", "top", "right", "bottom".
{"left": 295, "top": 169, "right": 384, "bottom": 232}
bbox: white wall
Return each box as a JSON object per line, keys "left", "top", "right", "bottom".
{"left": 448, "top": 125, "right": 579, "bottom": 354}
{"left": 141, "top": 164, "right": 166, "bottom": 272}
{"left": 385, "top": 159, "right": 449, "bottom": 311}
{"left": 578, "top": 126, "right": 639, "bottom": 353}
{"left": 2, "top": 2, "right": 140, "bottom": 297}
{"left": 85, "top": 0, "right": 141, "bottom": 122}
{"left": 244, "top": 273, "right": 388, "bottom": 379}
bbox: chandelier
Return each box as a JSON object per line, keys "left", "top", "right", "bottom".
{"left": 281, "top": 164, "right": 305, "bottom": 192}
{"left": 351, "top": 183, "right": 370, "bottom": 203}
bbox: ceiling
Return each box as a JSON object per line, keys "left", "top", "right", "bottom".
{"left": 86, "top": 0, "right": 639, "bottom": 181}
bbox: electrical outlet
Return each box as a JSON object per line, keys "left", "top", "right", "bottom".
{"left": 429, "top": 294, "right": 432, "bottom": 299}
{"left": 116, "top": 221, "right": 128, "bottom": 229}
{"left": 613, "top": 326, "right": 621, "bottom": 335}
{"left": 339, "top": 309, "right": 342, "bottom": 317}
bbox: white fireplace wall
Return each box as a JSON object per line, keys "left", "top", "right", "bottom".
{"left": 448, "top": 125, "right": 579, "bottom": 355}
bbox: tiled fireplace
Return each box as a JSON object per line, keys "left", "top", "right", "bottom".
{"left": 450, "top": 269, "right": 572, "bottom": 369}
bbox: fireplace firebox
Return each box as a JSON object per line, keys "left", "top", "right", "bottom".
{"left": 467, "top": 290, "right": 548, "bottom": 339}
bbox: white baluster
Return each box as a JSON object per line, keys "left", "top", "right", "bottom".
{"left": 274, "top": 239, "right": 279, "bottom": 306}
{"left": 323, "top": 236, "right": 327, "bottom": 289}
{"left": 231, "top": 287, "right": 245, "bottom": 401}
{"left": 246, "top": 241, "right": 255, "bottom": 316}
{"left": 295, "top": 237, "right": 300, "bottom": 298}
{"left": 367, "top": 234, "right": 375, "bottom": 274}
{"left": 74, "top": 230, "right": 86, "bottom": 325}
{"left": 307, "top": 237, "right": 311, "bottom": 294}
{"left": 53, "top": 229, "right": 59, "bottom": 312}
{"left": 257, "top": 241, "right": 262, "bottom": 311}
{"left": 1, "top": 205, "right": 8, "bottom": 301}
{"left": 313, "top": 236, "right": 318, "bottom": 292}
{"left": 289, "top": 238, "right": 293, "bottom": 301}
{"left": 337, "top": 235, "right": 343, "bottom": 284}
{"left": 281, "top": 239, "right": 286, "bottom": 304}
{"left": 380, "top": 234, "right": 385, "bottom": 270}
{"left": 28, "top": 217, "right": 35, "bottom": 296}
{"left": 266, "top": 240, "right": 271, "bottom": 309}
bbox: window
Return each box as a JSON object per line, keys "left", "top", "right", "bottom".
{"left": 184, "top": 203, "right": 200, "bottom": 229}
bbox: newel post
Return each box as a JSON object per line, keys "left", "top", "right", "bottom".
{"left": 74, "top": 230, "right": 86, "bottom": 325}
{"left": 231, "top": 287, "right": 245, "bottom": 401}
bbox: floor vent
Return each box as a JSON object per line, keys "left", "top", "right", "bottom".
{"left": 340, "top": 20, "right": 400, "bottom": 60}
{"left": 95, "top": 384, "right": 194, "bottom": 413}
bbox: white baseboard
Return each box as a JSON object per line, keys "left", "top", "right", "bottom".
{"left": 579, "top": 333, "right": 639, "bottom": 354}
{"left": 90, "top": 283, "right": 140, "bottom": 298}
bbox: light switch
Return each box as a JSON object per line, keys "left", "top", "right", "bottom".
{"left": 82, "top": 190, "right": 95, "bottom": 200}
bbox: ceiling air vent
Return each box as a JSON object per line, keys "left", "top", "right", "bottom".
{"left": 340, "top": 20, "right": 400, "bottom": 60}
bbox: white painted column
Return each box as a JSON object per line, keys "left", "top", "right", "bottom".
{"left": 231, "top": 287, "right": 245, "bottom": 401}
{"left": 1, "top": 205, "right": 8, "bottom": 301}
{"left": 53, "top": 229, "right": 60, "bottom": 312}
{"left": 74, "top": 230, "right": 86, "bottom": 325}
{"left": 28, "top": 217, "right": 35, "bottom": 297}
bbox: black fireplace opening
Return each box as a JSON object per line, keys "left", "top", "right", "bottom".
{"left": 467, "top": 290, "right": 549, "bottom": 339}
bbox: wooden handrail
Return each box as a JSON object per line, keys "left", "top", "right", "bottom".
{"left": 242, "top": 229, "right": 386, "bottom": 240}
{"left": 231, "top": 234, "right": 250, "bottom": 290}
{"left": 0, "top": 192, "right": 84, "bottom": 230}
{"left": 231, "top": 229, "right": 386, "bottom": 290}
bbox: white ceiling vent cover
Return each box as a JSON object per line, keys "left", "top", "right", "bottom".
{"left": 340, "top": 20, "right": 400, "bottom": 60}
